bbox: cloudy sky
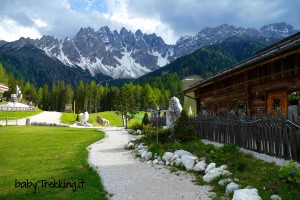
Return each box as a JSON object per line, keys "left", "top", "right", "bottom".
{"left": 1, "top": 0, "right": 300, "bottom": 44}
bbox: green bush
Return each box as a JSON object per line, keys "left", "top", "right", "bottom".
{"left": 279, "top": 160, "right": 300, "bottom": 183}
{"left": 142, "top": 113, "right": 150, "bottom": 125}
{"left": 173, "top": 109, "right": 195, "bottom": 141}
{"left": 130, "top": 121, "right": 143, "bottom": 130}
{"left": 143, "top": 127, "right": 171, "bottom": 143}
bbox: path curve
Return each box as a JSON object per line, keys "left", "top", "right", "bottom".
{"left": 18, "top": 111, "right": 62, "bottom": 125}
{"left": 88, "top": 127, "right": 213, "bottom": 200}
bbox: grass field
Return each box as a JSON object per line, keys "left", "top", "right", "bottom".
{"left": 0, "top": 109, "right": 43, "bottom": 119}
{"left": 0, "top": 126, "right": 107, "bottom": 200}
{"left": 61, "top": 111, "right": 147, "bottom": 127}
{"left": 181, "top": 75, "right": 202, "bottom": 115}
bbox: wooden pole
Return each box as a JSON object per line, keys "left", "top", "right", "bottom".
{"left": 74, "top": 100, "right": 76, "bottom": 114}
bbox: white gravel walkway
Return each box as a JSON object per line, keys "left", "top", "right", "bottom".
{"left": 88, "top": 127, "right": 213, "bottom": 200}
{"left": 17, "top": 111, "right": 62, "bottom": 125}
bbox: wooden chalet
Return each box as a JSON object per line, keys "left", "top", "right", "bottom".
{"left": 179, "top": 32, "right": 300, "bottom": 117}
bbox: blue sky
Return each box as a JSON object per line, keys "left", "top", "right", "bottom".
{"left": 1, "top": 0, "right": 300, "bottom": 44}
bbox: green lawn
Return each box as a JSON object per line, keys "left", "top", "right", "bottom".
{"left": 181, "top": 75, "right": 202, "bottom": 115}
{"left": 61, "top": 111, "right": 147, "bottom": 127}
{"left": 0, "top": 109, "right": 43, "bottom": 119}
{"left": 0, "top": 126, "right": 107, "bottom": 200}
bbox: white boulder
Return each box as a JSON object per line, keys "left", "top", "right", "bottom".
{"left": 141, "top": 150, "right": 148, "bottom": 159}
{"left": 145, "top": 152, "right": 153, "bottom": 161}
{"left": 170, "top": 154, "right": 179, "bottom": 161}
{"left": 205, "top": 163, "right": 216, "bottom": 174}
{"left": 153, "top": 159, "right": 158, "bottom": 164}
{"left": 174, "top": 150, "right": 192, "bottom": 158}
{"left": 138, "top": 143, "right": 147, "bottom": 150}
{"left": 158, "top": 161, "right": 165, "bottom": 165}
{"left": 136, "top": 129, "right": 142, "bottom": 135}
{"left": 136, "top": 135, "right": 143, "bottom": 140}
{"left": 226, "top": 182, "right": 239, "bottom": 194}
{"left": 162, "top": 152, "right": 174, "bottom": 162}
{"left": 270, "top": 195, "right": 282, "bottom": 200}
{"left": 175, "top": 158, "right": 182, "bottom": 167}
{"left": 218, "top": 178, "right": 232, "bottom": 186}
{"left": 127, "top": 142, "right": 134, "bottom": 149}
{"left": 232, "top": 189, "right": 262, "bottom": 200}
{"left": 193, "top": 160, "right": 207, "bottom": 172}
{"left": 181, "top": 155, "right": 197, "bottom": 170}
{"left": 203, "top": 166, "right": 232, "bottom": 183}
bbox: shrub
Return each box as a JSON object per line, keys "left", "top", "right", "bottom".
{"left": 130, "top": 121, "right": 143, "bottom": 130}
{"left": 279, "top": 160, "right": 300, "bottom": 183}
{"left": 142, "top": 113, "right": 150, "bottom": 126}
{"left": 76, "top": 114, "right": 81, "bottom": 122}
{"left": 143, "top": 127, "right": 171, "bottom": 143}
{"left": 173, "top": 109, "right": 195, "bottom": 141}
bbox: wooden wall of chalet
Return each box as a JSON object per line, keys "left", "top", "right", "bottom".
{"left": 194, "top": 49, "right": 300, "bottom": 117}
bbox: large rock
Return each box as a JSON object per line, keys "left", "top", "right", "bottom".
{"left": 145, "top": 152, "right": 153, "bottom": 161}
{"left": 193, "top": 160, "right": 207, "bottom": 172}
{"left": 141, "top": 150, "right": 148, "bottom": 159}
{"left": 127, "top": 142, "right": 134, "bottom": 149}
{"left": 226, "top": 182, "right": 239, "bottom": 194}
{"left": 166, "top": 97, "right": 182, "bottom": 128}
{"left": 181, "top": 155, "right": 197, "bottom": 170}
{"left": 205, "top": 163, "right": 216, "bottom": 174}
{"left": 174, "top": 150, "right": 192, "bottom": 158}
{"left": 162, "top": 152, "right": 174, "bottom": 162}
{"left": 218, "top": 178, "right": 232, "bottom": 186}
{"left": 170, "top": 154, "right": 179, "bottom": 161}
{"left": 203, "top": 165, "right": 231, "bottom": 183}
{"left": 175, "top": 158, "right": 182, "bottom": 167}
{"left": 232, "top": 189, "right": 262, "bottom": 200}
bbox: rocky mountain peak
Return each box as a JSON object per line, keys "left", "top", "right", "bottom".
{"left": 1, "top": 23, "right": 298, "bottom": 79}
{"left": 260, "top": 22, "right": 297, "bottom": 37}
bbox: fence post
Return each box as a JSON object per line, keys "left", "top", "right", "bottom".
{"left": 6, "top": 116, "right": 8, "bottom": 126}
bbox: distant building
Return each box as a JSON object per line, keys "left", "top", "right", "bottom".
{"left": 0, "top": 83, "right": 9, "bottom": 99}
{"left": 179, "top": 32, "right": 300, "bottom": 117}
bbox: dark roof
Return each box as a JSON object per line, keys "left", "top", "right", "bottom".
{"left": 179, "top": 32, "right": 300, "bottom": 95}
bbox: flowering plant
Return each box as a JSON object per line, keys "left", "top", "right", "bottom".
{"left": 279, "top": 160, "right": 300, "bottom": 183}
{"left": 288, "top": 92, "right": 300, "bottom": 105}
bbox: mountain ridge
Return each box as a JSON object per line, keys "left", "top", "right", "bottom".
{"left": 0, "top": 22, "right": 298, "bottom": 80}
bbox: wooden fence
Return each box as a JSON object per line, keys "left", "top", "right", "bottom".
{"left": 150, "top": 112, "right": 300, "bottom": 162}
{"left": 190, "top": 112, "right": 300, "bottom": 162}
{"left": 0, "top": 116, "right": 19, "bottom": 125}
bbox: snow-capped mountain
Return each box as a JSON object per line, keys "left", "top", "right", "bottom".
{"left": 0, "top": 22, "right": 298, "bottom": 79}
{"left": 35, "top": 26, "right": 172, "bottom": 79}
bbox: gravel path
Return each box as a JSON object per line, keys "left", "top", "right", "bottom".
{"left": 17, "top": 111, "right": 62, "bottom": 125}
{"left": 88, "top": 127, "right": 213, "bottom": 200}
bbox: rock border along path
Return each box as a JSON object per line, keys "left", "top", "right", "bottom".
{"left": 88, "top": 127, "right": 213, "bottom": 200}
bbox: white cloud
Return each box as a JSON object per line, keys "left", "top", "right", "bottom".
{"left": 0, "top": 0, "right": 299, "bottom": 44}
{"left": 33, "top": 19, "right": 47, "bottom": 28}
{"left": 0, "top": 18, "right": 42, "bottom": 41}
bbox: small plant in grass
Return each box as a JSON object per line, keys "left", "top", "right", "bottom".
{"left": 173, "top": 140, "right": 182, "bottom": 150}
{"left": 279, "top": 160, "right": 300, "bottom": 183}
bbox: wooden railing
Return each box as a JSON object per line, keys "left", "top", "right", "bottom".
{"left": 190, "top": 112, "right": 300, "bottom": 162}
{"left": 150, "top": 111, "right": 300, "bottom": 162}
{"left": 0, "top": 116, "right": 19, "bottom": 125}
